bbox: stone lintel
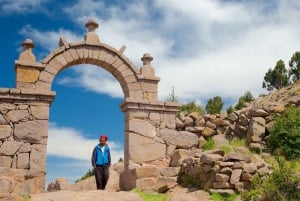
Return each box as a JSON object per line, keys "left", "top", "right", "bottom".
{"left": 136, "top": 74, "right": 161, "bottom": 82}
{"left": 20, "top": 89, "right": 56, "bottom": 96}
{"left": 14, "top": 60, "right": 44, "bottom": 70}
{"left": 0, "top": 88, "right": 10, "bottom": 94}
{"left": 120, "top": 99, "right": 181, "bottom": 112}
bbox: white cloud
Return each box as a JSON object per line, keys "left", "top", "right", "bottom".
{"left": 48, "top": 122, "right": 124, "bottom": 164}
{"left": 18, "top": 0, "right": 300, "bottom": 106}
{"left": 0, "top": 0, "right": 46, "bottom": 14}
{"left": 19, "top": 25, "right": 81, "bottom": 53}
{"left": 57, "top": 65, "right": 123, "bottom": 98}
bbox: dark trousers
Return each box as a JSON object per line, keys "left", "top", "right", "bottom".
{"left": 94, "top": 165, "right": 109, "bottom": 190}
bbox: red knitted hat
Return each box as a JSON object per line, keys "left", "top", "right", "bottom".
{"left": 99, "top": 135, "right": 108, "bottom": 141}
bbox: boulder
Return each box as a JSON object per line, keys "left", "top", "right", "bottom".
{"left": 160, "top": 129, "right": 198, "bottom": 148}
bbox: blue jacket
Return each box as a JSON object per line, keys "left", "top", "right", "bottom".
{"left": 91, "top": 144, "right": 111, "bottom": 167}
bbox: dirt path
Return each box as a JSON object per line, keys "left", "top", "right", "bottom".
{"left": 29, "top": 187, "right": 212, "bottom": 201}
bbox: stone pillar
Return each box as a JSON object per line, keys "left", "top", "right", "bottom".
{"left": 120, "top": 100, "right": 181, "bottom": 191}
{"left": 0, "top": 88, "right": 55, "bottom": 198}
{"left": 15, "top": 39, "right": 44, "bottom": 89}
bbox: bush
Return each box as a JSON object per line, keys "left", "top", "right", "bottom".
{"left": 210, "top": 192, "right": 238, "bottom": 201}
{"left": 267, "top": 105, "right": 300, "bottom": 159}
{"left": 241, "top": 157, "right": 300, "bottom": 201}
{"left": 202, "top": 138, "right": 216, "bottom": 151}
{"left": 179, "top": 101, "right": 205, "bottom": 114}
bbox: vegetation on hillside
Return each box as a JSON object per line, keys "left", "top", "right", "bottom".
{"left": 241, "top": 157, "right": 300, "bottom": 201}
{"left": 267, "top": 105, "right": 300, "bottom": 160}
{"left": 75, "top": 169, "right": 94, "bottom": 183}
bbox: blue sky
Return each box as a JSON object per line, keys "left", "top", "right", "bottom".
{"left": 0, "top": 0, "right": 300, "bottom": 184}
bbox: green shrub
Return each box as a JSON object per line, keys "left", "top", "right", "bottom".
{"left": 179, "top": 101, "right": 205, "bottom": 114}
{"left": 133, "top": 188, "right": 168, "bottom": 201}
{"left": 267, "top": 105, "right": 300, "bottom": 159}
{"left": 229, "top": 137, "right": 247, "bottom": 147}
{"left": 209, "top": 192, "right": 238, "bottom": 201}
{"left": 241, "top": 157, "right": 300, "bottom": 201}
{"left": 202, "top": 138, "right": 216, "bottom": 151}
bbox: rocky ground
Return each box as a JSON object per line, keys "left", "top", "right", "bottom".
{"left": 29, "top": 186, "right": 215, "bottom": 201}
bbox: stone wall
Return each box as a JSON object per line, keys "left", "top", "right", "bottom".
{"left": 0, "top": 89, "right": 54, "bottom": 200}
{"left": 170, "top": 95, "right": 300, "bottom": 192}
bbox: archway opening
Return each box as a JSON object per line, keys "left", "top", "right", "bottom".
{"left": 46, "top": 64, "right": 124, "bottom": 188}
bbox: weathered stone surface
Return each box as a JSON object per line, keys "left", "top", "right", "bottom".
{"left": 160, "top": 129, "right": 198, "bottom": 148}
{"left": 175, "top": 118, "right": 184, "bottom": 129}
{"left": 160, "top": 167, "right": 180, "bottom": 177}
{"left": 243, "top": 163, "right": 257, "bottom": 174}
{"left": 230, "top": 169, "right": 242, "bottom": 184}
{"left": 250, "top": 108, "right": 269, "bottom": 117}
{"left": 0, "top": 156, "right": 12, "bottom": 167}
{"left": 170, "top": 149, "right": 193, "bottom": 167}
{"left": 206, "top": 121, "right": 217, "bottom": 129}
{"left": 246, "top": 117, "right": 265, "bottom": 143}
{"left": 30, "top": 106, "right": 49, "bottom": 119}
{"left": 223, "top": 153, "right": 251, "bottom": 163}
{"left": 0, "top": 125, "right": 12, "bottom": 139}
{"left": 17, "top": 153, "right": 30, "bottom": 169}
{"left": 14, "top": 120, "right": 48, "bottom": 143}
{"left": 0, "top": 103, "right": 15, "bottom": 111}
{"left": 212, "top": 134, "right": 228, "bottom": 147}
{"left": 215, "top": 174, "right": 229, "bottom": 182}
{"left": 183, "top": 116, "right": 194, "bottom": 127}
{"left": 213, "top": 181, "right": 230, "bottom": 189}
{"left": 30, "top": 144, "right": 47, "bottom": 171}
{"left": 201, "top": 154, "right": 223, "bottom": 164}
{"left": 18, "top": 143, "right": 31, "bottom": 153}
{"left": 136, "top": 177, "right": 157, "bottom": 191}
{"left": 220, "top": 167, "right": 232, "bottom": 174}
{"left": 228, "top": 113, "right": 238, "bottom": 121}
{"left": 16, "top": 68, "right": 40, "bottom": 83}
{"left": 0, "top": 141, "right": 23, "bottom": 156}
{"left": 0, "top": 114, "right": 7, "bottom": 124}
{"left": 5, "top": 110, "right": 29, "bottom": 122}
{"left": 128, "top": 133, "right": 166, "bottom": 164}
{"left": 134, "top": 167, "right": 160, "bottom": 179}
{"left": 47, "top": 178, "right": 72, "bottom": 191}
{"left": 204, "top": 149, "right": 225, "bottom": 156}
{"left": 128, "top": 119, "right": 156, "bottom": 138}
{"left": 156, "top": 176, "right": 177, "bottom": 192}
{"left": 163, "top": 112, "right": 176, "bottom": 129}
{"left": 202, "top": 127, "right": 216, "bottom": 137}
{"left": 0, "top": 177, "right": 14, "bottom": 193}
{"left": 213, "top": 118, "right": 228, "bottom": 126}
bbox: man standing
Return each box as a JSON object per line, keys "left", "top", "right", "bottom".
{"left": 91, "top": 135, "right": 111, "bottom": 190}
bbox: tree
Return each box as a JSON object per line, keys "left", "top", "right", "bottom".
{"left": 234, "top": 91, "right": 254, "bottom": 110}
{"left": 180, "top": 101, "right": 205, "bottom": 114}
{"left": 243, "top": 91, "right": 254, "bottom": 102}
{"left": 166, "top": 86, "right": 179, "bottom": 102}
{"left": 205, "top": 96, "right": 224, "bottom": 114}
{"left": 262, "top": 60, "right": 290, "bottom": 91}
{"left": 289, "top": 51, "right": 300, "bottom": 82}
{"left": 226, "top": 106, "right": 234, "bottom": 114}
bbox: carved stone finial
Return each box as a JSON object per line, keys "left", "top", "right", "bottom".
{"left": 140, "top": 53, "right": 155, "bottom": 76}
{"left": 19, "top": 39, "right": 36, "bottom": 61}
{"left": 22, "top": 39, "right": 35, "bottom": 50}
{"left": 85, "top": 18, "right": 99, "bottom": 32}
{"left": 84, "top": 18, "right": 100, "bottom": 44}
{"left": 141, "top": 53, "right": 153, "bottom": 66}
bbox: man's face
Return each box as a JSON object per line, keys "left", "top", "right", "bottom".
{"left": 100, "top": 139, "right": 106, "bottom": 146}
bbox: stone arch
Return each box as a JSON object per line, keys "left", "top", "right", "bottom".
{"left": 0, "top": 19, "right": 181, "bottom": 197}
